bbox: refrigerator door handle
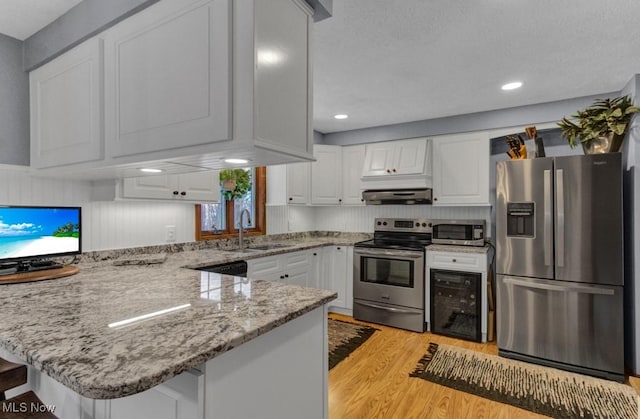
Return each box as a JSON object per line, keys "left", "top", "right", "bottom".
{"left": 556, "top": 169, "right": 565, "bottom": 267}
{"left": 502, "top": 277, "right": 614, "bottom": 295}
{"left": 543, "top": 169, "right": 552, "bottom": 266}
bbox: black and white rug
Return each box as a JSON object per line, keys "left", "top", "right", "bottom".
{"left": 410, "top": 342, "right": 639, "bottom": 419}
{"left": 328, "top": 319, "right": 377, "bottom": 370}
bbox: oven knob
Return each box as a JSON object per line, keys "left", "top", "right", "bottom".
{"left": 415, "top": 222, "right": 420, "bottom": 227}
{"left": 377, "top": 221, "right": 382, "bottom": 226}
{"left": 428, "top": 222, "right": 432, "bottom": 227}
{"left": 422, "top": 223, "right": 427, "bottom": 227}
{"left": 383, "top": 221, "right": 387, "bottom": 226}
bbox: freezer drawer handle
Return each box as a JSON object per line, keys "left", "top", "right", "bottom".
{"left": 356, "top": 301, "right": 420, "bottom": 314}
{"left": 543, "top": 170, "right": 552, "bottom": 266}
{"left": 502, "top": 277, "right": 614, "bottom": 295}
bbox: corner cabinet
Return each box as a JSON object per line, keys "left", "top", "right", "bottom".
{"left": 30, "top": 0, "right": 314, "bottom": 179}
{"left": 30, "top": 38, "right": 104, "bottom": 169}
{"left": 432, "top": 132, "right": 490, "bottom": 206}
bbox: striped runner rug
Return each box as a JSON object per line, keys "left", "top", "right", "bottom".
{"left": 410, "top": 342, "right": 639, "bottom": 418}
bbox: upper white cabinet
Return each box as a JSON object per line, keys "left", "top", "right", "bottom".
{"left": 341, "top": 145, "right": 366, "bottom": 205}
{"left": 30, "top": 38, "right": 103, "bottom": 169}
{"left": 104, "top": 0, "right": 231, "bottom": 158}
{"left": 286, "top": 162, "right": 311, "bottom": 205}
{"left": 361, "top": 138, "right": 432, "bottom": 190}
{"left": 432, "top": 132, "right": 490, "bottom": 206}
{"left": 30, "top": 0, "right": 314, "bottom": 179}
{"left": 122, "top": 171, "right": 220, "bottom": 202}
{"left": 311, "top": 145, "right": 342, "bottom": 205}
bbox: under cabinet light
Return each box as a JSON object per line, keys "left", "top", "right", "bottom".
{"left": 224, "top": 158, "right": 249, "bottom": 164}
{"left": 139, "top": 168, "right": 163, "bottom": 173}
{"left": 501, "top": 81, "right": 523, "bottom": 91}
{"left": 334, "top": 114, "right": 349, "bottom": 119}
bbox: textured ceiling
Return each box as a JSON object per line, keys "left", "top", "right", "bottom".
{"left": 314, "top": 0, "right": 640, "bottom": 133}
{"left": 2, "top": 0, "right": 640, "bottom": 135}
{"left": 0, "top": 0, "right": 83, "bottom": 40}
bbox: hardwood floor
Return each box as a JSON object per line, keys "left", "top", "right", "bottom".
{"left": 328, "top": 313, "right": 640, "bottom": 419}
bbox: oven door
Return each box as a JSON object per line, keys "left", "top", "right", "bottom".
{"left": 353, "top": 248, "right": 424, "bottom": 309}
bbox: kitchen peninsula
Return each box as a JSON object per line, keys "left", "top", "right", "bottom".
{"left": 0, "top": 245, "right": 337, "bottom": 419}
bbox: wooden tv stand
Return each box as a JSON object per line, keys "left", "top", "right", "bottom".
{"left": 0, "top": 265, "right": 80, "bottom": 285}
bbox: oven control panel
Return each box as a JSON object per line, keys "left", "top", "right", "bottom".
{"left": 374, "top": 218, "right": 433, "bottom": 233}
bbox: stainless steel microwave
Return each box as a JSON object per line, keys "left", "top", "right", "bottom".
{"left": 431, "top": 220, "right": 486, "bottom": 246}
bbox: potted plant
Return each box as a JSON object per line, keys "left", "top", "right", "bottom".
{"left": 557, "top": 95, "right": 640, "bottom": 154}
{"left": 219, "top": 168, "right": 251, "bottom": 200}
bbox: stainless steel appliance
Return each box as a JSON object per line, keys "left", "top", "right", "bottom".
{"left": 496, "top": 153, "right": 624, "bottom": 381}
{"left": 431, "top": 220, "right": 486, "bottom": 246}
{"left": 362, "top": 189, "right": 432, "bottom": 205}
{"left": 353, "top": 218, "right": 431, "bottom": 332}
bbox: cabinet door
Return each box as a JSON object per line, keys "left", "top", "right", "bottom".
{"left": 247, "top": 255, "right": 282, "bottom": 281}
{"left": 177, "top": 171, "right": 220, "bottom": 202}
{"left": 286, "top": 270, "right": 311, "bottom": 287}
{"left": 123, "top": 175, "right": 178, "bottom": 199}
{"left": 432, "top": 132, "right": 489, "bottom": 205}
{"left": 322, "top": 246, "right": 347, "bottom": 309}
{"left": 309, "top": 249, "right": 322, "bottom": 289}
{"left": 362, "top": 143, "right": 396, "bottom": 177}
{"left": 286, "top": 162, "right": 310, "bottom": 204}
{"left": 342, "top": 145, "right": 366, "bottom": 205}
{"left": 104, "top": 0, "right": 231, "bottom": 158}
{"left": 311, "top": 145, "right": 343, "bottom": 205}
{"left": 345, "top": 246, "right": 354, "bottom": 310}
{"left": 393, "top": 138, "right": 428, "bottom": 175}
{"left": 30, "top": 38, "right": 103, "bottom": 168}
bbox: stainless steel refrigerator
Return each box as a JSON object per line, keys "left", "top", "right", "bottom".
{"left": 496, "top": 153, "right": 624, "bottom": 381}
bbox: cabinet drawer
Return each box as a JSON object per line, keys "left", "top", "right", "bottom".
{"left": 247, "top": 255, "right": 282, "bottom": 278}
{"left": 427, "top": 251, "right": 486, "bottom": 272}
{"left": 283, "top": 250, "right": 312, "bottom": 271}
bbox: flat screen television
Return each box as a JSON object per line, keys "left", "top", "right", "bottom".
{"left": 0, "top": 206, "right": 81, "bottom": 263}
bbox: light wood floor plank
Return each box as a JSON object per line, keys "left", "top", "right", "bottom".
{"left": 328, "top": 313, "right": 639, "bottom": 419}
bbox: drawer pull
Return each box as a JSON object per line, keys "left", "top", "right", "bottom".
{"left": 452, "top": 259, "right": 457, "bottom": 262}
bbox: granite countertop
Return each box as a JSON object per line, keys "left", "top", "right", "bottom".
{"left": 0, "top": 235, "right": 364, "bottom": 400}
{"left": 426, "top": 243, "right": 492, "bottom": 254}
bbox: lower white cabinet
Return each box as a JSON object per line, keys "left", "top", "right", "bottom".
{"left": 425, "top": 249, "right": 489, "bottom": 342}
{"left": 246, "top": 246, "right": 354, "bottom": 313}
{"left": 122, "top": 171, "right": 220, "bottom": 202}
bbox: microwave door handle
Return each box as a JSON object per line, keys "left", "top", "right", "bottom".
{"left": 556, "top": 169, "right": 565, "bottom": 267}
{"left": 544, "top": 169, "right": 552, "bottom": 266}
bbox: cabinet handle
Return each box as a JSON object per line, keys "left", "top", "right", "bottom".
{"left": 180, "top": 191, "right": 186, "bottom": 196}
{"left": 452, "top": 259, "right": 457, "bottom": 263}
{"left": 284, "top": 274, "right": 289, "bottom": 278}
{"left": 392, "top": 168, "right": 396, "bottom": 173}
{"left": 289, "top": 197, "right": 293, "bottom": 201}
{"left": 386, "top": 169, "right": 391, "bottom": 173}
{"left": 338, "top": 199, "right": 342, "bottom": 202}
{"left": 313, "top": 253, "right": 317, "bottom": 256}
{"left": 173, "top": 191, "right": 179, "bottom": 195}
{"left": 280, "top": 275, "right": 285, "bottom": 279}
{"left": 361, "top": 198, "right": 364, "bottom": 202}
{"left": 337, "top": 247, "right": 341, "bottom": 250}
{"left": 434, "top": 197, "right": 438, "bottom": 201}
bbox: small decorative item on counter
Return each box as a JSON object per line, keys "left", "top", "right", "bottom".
{"left": 557, "top": 95, "right": 640, "bottom": 154}
{"left": 524, "top": 126, "right": 546, "bottom": 157}
{"left": 505, "top": 134, "right": 527, "bottom": 159}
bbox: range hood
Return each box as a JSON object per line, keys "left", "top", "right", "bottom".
{"left": 362, "top": 189, "right": 433, "bottom": 205}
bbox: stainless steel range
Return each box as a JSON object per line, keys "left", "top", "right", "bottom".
{"left": 353, "top": 218, "right": 432, "bottom": 332}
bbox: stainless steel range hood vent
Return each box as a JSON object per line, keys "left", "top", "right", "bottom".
{"left": 362, "top": 189, "right": 433, "bottom": 205}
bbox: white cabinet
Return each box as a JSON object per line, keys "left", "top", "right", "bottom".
{"left": 30, "top": 0, "right": 314, "bottom": 179}
{"left": 320, "top": 246, "right": 353, "bottom": 313}
{"left": 247, "top": 250, "right": 314, "bottom": 286}
{"left": 426, "top": 249, "right": 489, "bottom": 342}
{"left": 361, "top": 138, "right": 432, "bottom": 190}
{"left": 30, "top": 37, "right": 103, "bottom": 169}
{"left": 311, "top": 145, "right": 343, "bottom": 205}
{"left": 341, "top": 145, "right": 366, "bottom": 205}
{"left": 122, "top": 171, "right": 220, "bottom": 202}
{"left": 286, "top": 162, "right": 311, "bottom": 204}
{"left": 432, "top": 132, "right": 490, "bottom": 206}
{"left": 104, "top": 0, "right": 231, "bottom": 158}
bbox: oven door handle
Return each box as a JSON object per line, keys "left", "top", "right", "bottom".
{"left": 353, "top": 249, "right": 424, "bottom": 259}
{"left": 356, "top": 301, "right": 421, "bottom": 314}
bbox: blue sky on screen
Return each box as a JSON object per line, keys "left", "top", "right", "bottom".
{"left": 0, "top": 208, "right": 79, "bottom": 237}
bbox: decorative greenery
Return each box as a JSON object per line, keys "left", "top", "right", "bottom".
{"left": 557, "top": 95, "right": 640, "bottom": 148}
{"left": 219, "top": 169, "right": 252, "bottom": 200}
{"left": 53, "top": 222, "right": 79, "bottom": 238}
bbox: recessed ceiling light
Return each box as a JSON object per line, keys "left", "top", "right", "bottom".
{"left": 224, "top": 158, "right": 249, "bottom": 164}
{"left": 334, "top": 114, "right": 349, "bottom": 120}
{"left": 139, "top": 168, "right": 163, "bottom": 173}
{"left": 501, "top": 81, "right": 523, "bottom": 91}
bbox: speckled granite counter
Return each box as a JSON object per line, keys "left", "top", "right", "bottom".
{"left": 426, "top": 243, "right": 492, "bottom": 254}
{"left": 0, "top": 234, "right": 362, "bottom": 400}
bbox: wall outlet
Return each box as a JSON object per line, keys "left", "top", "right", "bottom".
{"left": 165, "top": 225, "right": 176, "bottom": 242}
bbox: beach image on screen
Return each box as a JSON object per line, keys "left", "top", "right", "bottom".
{"left": 0, "top": 208, "right": 80, "bottom": 259}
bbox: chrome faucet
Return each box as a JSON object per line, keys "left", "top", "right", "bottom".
{"left": 238, "top": 209, "right": 252, "bottom": 249}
